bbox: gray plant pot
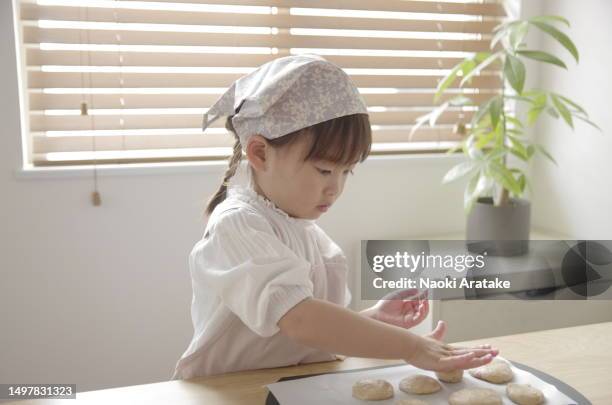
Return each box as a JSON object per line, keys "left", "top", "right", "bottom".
{"left": 466, "top": 197, "right": 531, "bottom": 256}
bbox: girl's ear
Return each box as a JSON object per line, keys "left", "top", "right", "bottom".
{"left": 245, "top": 135, "right": 269, "bottom": 172}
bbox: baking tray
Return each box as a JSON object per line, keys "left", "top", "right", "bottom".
{"left": 265, "top": 360, "right": 591, "bottom": 405}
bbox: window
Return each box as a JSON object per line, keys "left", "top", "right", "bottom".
{"left": 17, "top": 0, "right": 506, "bottom": 167}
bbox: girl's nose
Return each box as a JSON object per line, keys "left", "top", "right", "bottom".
{"left": 325, "top": 175, "right": 342, "bottom": 197}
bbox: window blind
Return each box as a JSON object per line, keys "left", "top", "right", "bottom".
{"left": 18, "top": 0, "right": 506, "bottom": 166}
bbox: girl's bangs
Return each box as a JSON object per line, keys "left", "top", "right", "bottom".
{"left": 303, "top": 114, "right": 372, "bottom": 165}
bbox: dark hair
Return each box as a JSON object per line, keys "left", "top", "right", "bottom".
{"left": 204, "top": 113, "right": 372, "bottom": 217}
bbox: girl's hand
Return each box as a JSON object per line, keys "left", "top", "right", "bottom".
{"left": 369, "top": 289, "right": 429, "bottom": 329}
{"left": 405, "top": 321, "right": 499, "bottom": 372}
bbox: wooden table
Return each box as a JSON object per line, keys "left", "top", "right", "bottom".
{"left": 6, "top": 322, "right": 611, "bottom": 405}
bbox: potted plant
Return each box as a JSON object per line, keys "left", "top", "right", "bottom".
{"left": 412, "top": 14, "right": 599, "bottom": 256}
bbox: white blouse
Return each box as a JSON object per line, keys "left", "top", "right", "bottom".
{"left": 172, "top": 184, "right": 351, "bottom": 380}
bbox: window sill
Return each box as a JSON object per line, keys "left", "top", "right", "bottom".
{"left": 14, "top": 152, "right": 465, "bottom": 180}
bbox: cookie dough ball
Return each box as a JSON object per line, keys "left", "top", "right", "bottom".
{"left": 399, "top": 375, "right": 441, "bottom": 395}
{"left": 469, "top": 360, "right": 514, "bottom": 384}
{"left": 352, "top": 379, "right": 394, "bottom": 401}
{"left": 506, "top": 383, "right": 545, "bottom": 405}
{"left": 435, "top": 369, "right": 464, "bottom": 383}
{"left": 449, "top": 388, "right": 503, "bottom": 405}
{"left": 395, "top": 399, "right": 429, "bottom": 405}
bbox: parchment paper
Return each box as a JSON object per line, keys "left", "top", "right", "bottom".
{"left": 267, "top": 357, "right": 577, "bottom": 404}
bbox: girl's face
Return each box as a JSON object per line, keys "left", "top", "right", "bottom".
{"left": 247, "top": 135, "right": 356, "bottom": 220}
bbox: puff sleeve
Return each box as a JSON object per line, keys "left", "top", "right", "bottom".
{"left": 189, "top": 208, "right": 314, "bottom": 337}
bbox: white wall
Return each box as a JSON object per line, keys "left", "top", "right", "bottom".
{"left": 530, "top": 0, "right": 612, "bottom": 238}
{"left": 0, "top": 0, "right": 468, "bottom": 392}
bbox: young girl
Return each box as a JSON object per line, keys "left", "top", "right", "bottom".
{"left": 172, "top": 55, "right": 497, "bottom": 380}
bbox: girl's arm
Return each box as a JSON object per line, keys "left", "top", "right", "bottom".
{"left": 359, "top": 307, "right": 376, "bottom": 318}
{"left": 278, "top": 298, "right": 497, "bottom": 372}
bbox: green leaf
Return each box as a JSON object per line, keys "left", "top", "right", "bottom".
{"left": 546, "top": 107, "right": 560, "bottom": 119}
{"left": 465, "top": 132, "right": 485, "bottom": 160}
{"left": 508, "top": 149, "right": 528, "bottom": 162}
{"left": 475, "top": 130, "right": 496, "bottom": 149}
{"left": 464, "top": 175, "right": 479, "bottom": 213}
{"left": 491, "top": 28, "right": 508, "bottom": 50}
{"left": 504, "top": 54, "right": 526, "bottom": 94}
{"left": 509, "top": 21, "right": 529, "bottom": 50}
{"left": 460, "top": 59, "right": 477, "bottom": 79}
{"left": 524, "top": 175, "right": 533, "bottom": 194}
{"left": 474, "top": 52, "right": 491, "bottom": 63}
{"left": 472, "top": 97, "right": 495, "bottom": 127}
{"left": 505, "top": 115, "right": 524, "bottom": 129}
{"left": 489, "top": 96, "right": 503, "bottom": 130}
{"left": 474, "top": 110, "right": 492, "bottom": 128}
{"left": 527, "top": 106, "right": 545, "bottom": 125}
{"left": 516, "top": 50, "right": 567, "bottom": 69}
{"left": 413, "top": 94, "right": 467, "bottom": 136}
{"left": 460, "top": 52, "right": 501, "bottom": 87}
{"left": 524, "top": 90, "right": 548, "bottom": 105}
{"left": 551, "top": 94, "right": 574, "bottom": 128}
{"left": 531, "top": 92, "right": 548, "bottom": 107}
{"left": 526, "top": 145, "right": 536, "bottom": 159}
{"left": 446, "top": 140, "right": 465, "bottom": 155}
{"left": 493, "top": 119, "right": 505, "bottom": 147}
{"left": 529, "top": 15, "right": 570, "bottom": 28}
{"left": 464, "top": 173, "right": 491, "bottom": 214}
{"left": 574, "top": 114, "right": 602, "bottom": 131}
{"left": 525, "top": 91, "right": 549, "bottom": 126}
{"left": 507, "top": 137, "right": 529, "bottom": 161}
{"left": 485, "top": 146, "right": 507, "bottom": 162}
{"left": 476, "top": 175, "right": 493, "bottom": 199}
{"left": 435, "top": 62, "right": 463, "bottom": 102}
{"left": 508, "top": 168, "right": 532, "bottom": 194}
{"left": 507, "top": 129, "right": 524, "bottom": 137}
{"left": 489, "top": 161, "right": 522, "bottom": 196}
{"left": 414, "top": 96, "right": 472, "bottom": 135}
{"left": 517, "top": 174, "right": 527, "bottom": 195}
{"left": 448, "top": 95, "right": 473, "bottom": 106}
{"left": 491, "top": 21, "right": 524, "bottom": 50}
{"left": 531, "top": 21, "right": 579, "bottom": 62}
{"left": 534, "top": 144, "right": 558, "bottom": 166}
{"left": 554, "top": 94, "right": 586, "bottom": 114}
{"left": 443, "top": 161, "right": 479, "bottom": 184}
{"left": 410, "top": 108, "right": 438, "bottom": 139}
{"left": 429, "top": 101, "right": 450, "bottom": 127}
{"left": 493, "top": 20, "right": 520, "bottom": 33}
